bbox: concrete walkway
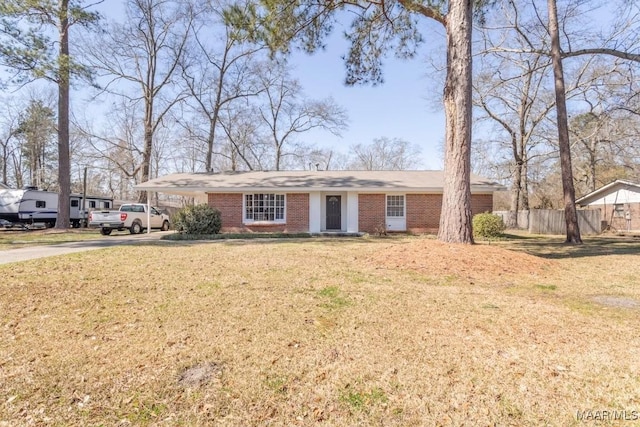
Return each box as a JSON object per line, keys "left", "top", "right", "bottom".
{"left": 0, "top": 231, "right": 172, "bottom": 265}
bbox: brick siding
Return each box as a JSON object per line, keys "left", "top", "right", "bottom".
{"left": 597, "top": 202, "right": 640, "bottom": 232}
{"left": 209, "top": 191, "right": 495, "bottom": 234}
{"left": 406, "top": 194, "right": 441, "bottom": 233}
{"left": 285, "top": 193, "right": 310, "bottom": 232}
{"left": 358, "top": 194, "right": 386, "bottom": 234}
{"left": 207, "top": 192, "right": 309, "bottom": 233}
{"left": 360, "top": 193, "right": 495, "bottom": 234}
{"left": 207, "top": 193, "right": 243, "bottom": 229}
{"left": 470, "top": 194, "right": 494, "bottom": 216}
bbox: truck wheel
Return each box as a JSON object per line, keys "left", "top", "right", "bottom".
{"left": 100, "top": 228, "right": 112, "bottom": 236}
{"left": 161, "top": 220, "right": 170, "bottom": 231}
{"left": 130, "top": 221, "right": 142, "bottom": 234}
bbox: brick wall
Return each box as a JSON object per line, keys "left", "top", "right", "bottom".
{"left": 470, "top": 194, "right": 494, "bottom": 216}
{"left": 358, "top": 194, "right": 386, "bottom": 234}
{"left": 208, "top": 193, "right": 243, "bottom": 229}
{"left": 208, "top": 191, "right": 496, "bottom": 234}
{"left": 207, "top": 192, "right": 309, "bottom": 233}
{"left": 285, "top": 193, "right": 309, "bottom": 232}
{"left": 406, "top": 194, "right": 441, "bottom": 233}
{"left": 360, "top": 193, "right": 495, "bottom": 234}
{"left": 597, "top": 202, "right": 640, "bottom": 231}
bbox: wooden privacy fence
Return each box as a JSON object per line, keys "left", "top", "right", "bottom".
{"left": 493, "top": 210, "right": 602, "bottom": 235}
{"left": 493, "top": 211, "right": 530, "bottom": 229}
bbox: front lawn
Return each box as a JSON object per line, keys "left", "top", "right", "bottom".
{"left": 1, "top": 236, "right": 639, "bottom": 425}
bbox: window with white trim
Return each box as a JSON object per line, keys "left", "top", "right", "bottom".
{"left": 245, "top": 193, "right": 285, "bottom": 222}
{"left": 386, "top": 195, "right": 405, "bottom": 217}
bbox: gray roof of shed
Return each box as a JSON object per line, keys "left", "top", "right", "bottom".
{"left": 135, "top": 170, "right": 505, "bottom": 196}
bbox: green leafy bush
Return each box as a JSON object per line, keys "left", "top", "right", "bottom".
{"left": 472, "top": 212, "right": 506, "bottom": 239}
{"left": 172, "top": 204, "right": 222, "bottom": 234}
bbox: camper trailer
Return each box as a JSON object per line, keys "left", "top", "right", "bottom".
{"left": 0, "top": 187, "right": 113, "bottom": 228}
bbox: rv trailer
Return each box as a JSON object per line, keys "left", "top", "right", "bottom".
{"left": 0, "top": 187, "right": 113, "bottom": 228}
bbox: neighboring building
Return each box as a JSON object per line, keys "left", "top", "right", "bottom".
{"left": 576, "top": 180, "right": 640, "bottom": 232}
{"left": 135, "top": 170, "right": 505, "bottom": 234}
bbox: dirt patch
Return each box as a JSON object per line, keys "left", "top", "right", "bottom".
{"left": 592, "top": 295, "right": 640, "bottom": 309}
{"left": 178, "top": 362, "right": 224, "bottom": 388}
{"left": 366, "top": 238, "right": 556, "bottom": 280}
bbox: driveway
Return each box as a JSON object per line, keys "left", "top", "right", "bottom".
{"left": 0, "top": 231, "right": 173, "bottom": 265}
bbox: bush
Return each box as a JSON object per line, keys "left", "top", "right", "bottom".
{"left": 172, "top": 204, "right": 222, "bottom": 234}
{"left": 472, "top": 212, "right": 506, "bottom": 239}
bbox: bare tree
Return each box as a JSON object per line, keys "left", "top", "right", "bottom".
{"left": 547, "top": 0, "right": 582, "bottom": 243}
{"left": 77, "top": 100, "right": 146, "bottom": 200}
{"left": 348, "top": 137, "right": 422, "bottom": 170}
{"left": 0, "top": 97, "right": 23, "bottom": 187}
{"left": 475, "top": 0, "right": 640, "bottom": 236}
{"left": 218, "top": 105, "right": 268, "bottom": 170}
{"left": 474, "top": 61, "right": 554, "bottom": 226}
{"left": 256, "top": 63, "right": 348, "bottom": 171}
{"left": 86, "top": 0, "right": 192, "bottom": 202}
{"left": 569, "top": 100, "right": 640, "bottom": 196}
{"left": 551, "top": 0, "right": 640, "bottom": 243}
{"left": 474, "top": 0, "right": 573, "bottom": 228}
{"left": 179, "top": 0, "right": 266, "bottom": 173}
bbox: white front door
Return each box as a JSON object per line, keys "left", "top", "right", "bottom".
{"left": 386, "top": 194, "right": 406, "bottom": 231}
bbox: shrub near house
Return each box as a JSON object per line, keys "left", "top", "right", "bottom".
{"left": 473, "top": 212, "right": 506, "bottom": 238}
{"left": 173, "top": 204, "right": 222, "bottom": 234}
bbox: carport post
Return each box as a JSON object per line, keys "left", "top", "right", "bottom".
{"left": 147, "top": 195, "right": 151, "bottom": 234}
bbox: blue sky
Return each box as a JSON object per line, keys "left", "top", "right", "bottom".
{"left": 288, "top": 28, "right": 447, "bottom": 170}
{"left": 86, "top": 2, "right": 448, "bottom": 171}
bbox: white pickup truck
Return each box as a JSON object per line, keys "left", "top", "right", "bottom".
{"left": 88, "top": 203, "right": 171, "bottom": 235}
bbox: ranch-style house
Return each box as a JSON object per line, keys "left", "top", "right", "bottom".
{"left": 136, "top": 170, "right": 505, "bottom": 234}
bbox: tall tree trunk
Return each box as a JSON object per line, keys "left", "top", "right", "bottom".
{"left": 438, "top": 0, "right": 474, "bottom": 244}
{"left": 1, "top": 143, "right": 7, "bottom": 184}
{"left": 507, "top": 130, "right": 523, "bottom": 228}
{"left": 139, "top": 90, "right": 153, "bottom": 204}
{"left": 508, "top": 158, "right": 523, "bottom": 228}
{"left": 205, "top": 66, "right": 226, "bottom": 173}
{"left": 205, "top": 117, "right": 216, "bottom": 173}
{"left": 521, "top": 158, "right": 530, "bottom": 210}
{"left": 56, "top": 0, "right": 71, "bottom": 229}
{"left": 275, "top": 144, "right": 281, "bottom": 171}
{"left": 548, "top": 0, "right": 582, "bottom": 244}
{"left": 588, "top": 140, "right": 597, "bottom": 192}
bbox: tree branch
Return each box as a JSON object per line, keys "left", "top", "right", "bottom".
{"left": 562, "top": 48, "right": 640, "bottom": 62}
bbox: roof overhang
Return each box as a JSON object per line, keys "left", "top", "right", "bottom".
{"left": 135, "top": 171, "right": 507, "bottom": 196}
{"left": 576, "top": 180, "right": 640, "bottom": 206}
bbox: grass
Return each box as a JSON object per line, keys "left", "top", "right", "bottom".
{"left": 0, "top": 228, "right": 104, "bottom": 249}
{"left": 492, "top": 231, "right": 640, "bottom": 259}
{"left": 0, "top": 229, "right": 319, "bottom": 251}
{"left": 1, "top": 235, "right": 639, "bottom": 425}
